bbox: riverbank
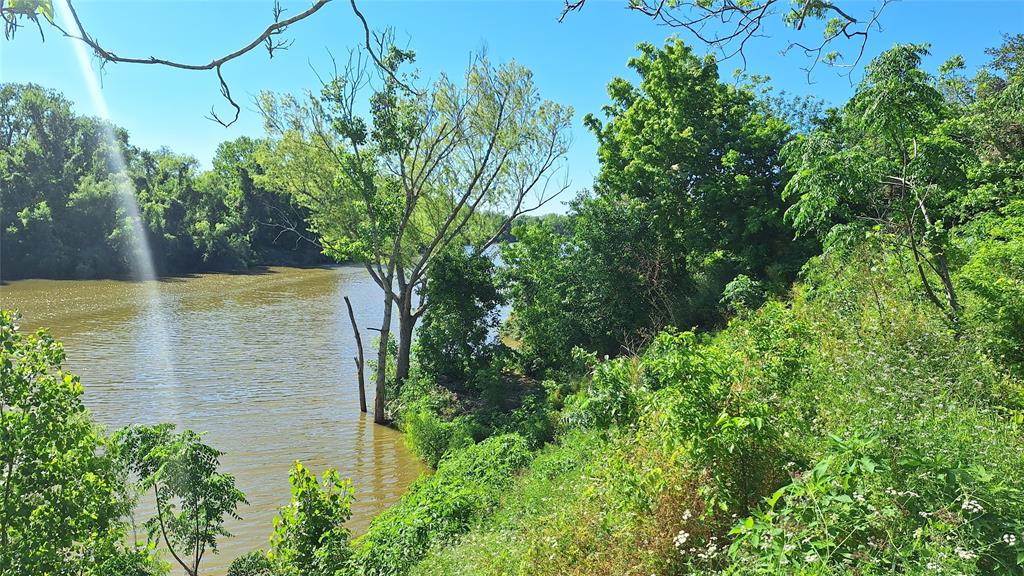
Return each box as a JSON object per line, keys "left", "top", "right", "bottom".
{"left": 350, "top": 248, "right": 1024, "bottom": 576}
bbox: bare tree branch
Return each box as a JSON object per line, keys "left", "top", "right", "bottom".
{"left": 559, "top": 0, "right": 893, "bottom": 79}
{"left": 3, "top": 0, "right": 417, "bottom": 126}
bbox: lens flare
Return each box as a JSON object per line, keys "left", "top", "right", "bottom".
{"left": 57, "top": 0, "right": 180, "bottom": 419}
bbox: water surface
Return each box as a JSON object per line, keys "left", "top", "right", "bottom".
{"left": 1, "top": 266, "right": 425, "bottom": 575}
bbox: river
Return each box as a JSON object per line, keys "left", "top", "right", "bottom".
{"left": 0, "top": 265, "right": 426, "bottom": 575}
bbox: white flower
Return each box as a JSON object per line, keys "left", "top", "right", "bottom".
{"left": 955, "top": 548, "right": 978, "bottom": 560}
{"left": 681, "top": 509, "right": 692, "bottom": 521}
{"left": 960, "top": 498, "right": 984, "bottom": 514}
{"left": 1002, "top": 533, "right": 1018, "bottom": 546}
{"left": 926, "top": 561, "right": 942, "bottom": 571}
{"left": 673, "top": 530, "right": 690, "bottom": 551}
{"left": 804, "top": 552, "right": 819, "bottom": 563}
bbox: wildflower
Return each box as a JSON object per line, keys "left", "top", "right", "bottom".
{"left": 681, "top": 509, "right": 692, "bottom": 521}
{"left": 955, "top": 548, "right": 978, "bottom": 560}
{"left": 1003, "top": 534, "right": 1018, "bottom": 546}
{"left": 926, "top": 561, "right": 942, "bottom": 571}
{"left": 673, "top": 530, "right": 690, "bottom": 551}
{"left": 960, "top": 499, "right": 984, "bottom": 514}
{"left": 804, "top": 552, "right": 819, "bottom": 563}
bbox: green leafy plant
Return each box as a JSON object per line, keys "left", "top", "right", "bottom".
{"left": 265, "top": 463, "right": 355, "bottom": 576}
{"left": 113, "top": 424, "right": 246, "bottom": 576}
{"left": 0, "top": 310, "right": 162, "bottom": 576}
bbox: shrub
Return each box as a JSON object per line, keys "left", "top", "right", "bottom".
{"left": 266, "top": 463, "right": 354, "bottom": 576}
{"left": 226, "top": 552, "right": 273, "bottom": 576}
{"left": 958, "top": 201, "right": 1024, "bottom": 372}
{"left": 402, "top": 408, "right": 476, "bottom": 468}
{"left": 720, "top": 274, "right": 767, "bottom": 314}
{"left": 351, "top": 435, "right": 532, "bottom": 576}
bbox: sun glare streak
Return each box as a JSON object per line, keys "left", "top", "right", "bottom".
{"left": 57, "top": 0, "right": 181, "bottom": 419}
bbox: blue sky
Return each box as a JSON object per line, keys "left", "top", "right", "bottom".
{"left": 2, "top": 0, "right": 1021, "bottom": 212}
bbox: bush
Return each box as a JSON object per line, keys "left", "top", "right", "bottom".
{"left": 958, "top": 201, "right": 1024, "bottom": 372}
{"left": 351, "top": 435, "right": 532, "bottom": 576}
{"left": 402, "top": 408, "right": 476, "bottom": 468}
{"left": 720, "top": 274, "right": 767, "bottom": 314}
{"left": 226, "top": 552, "right": 273, "bottom": 576}
{"left": 266, "top": 463, "right": 354, "bottom": 576}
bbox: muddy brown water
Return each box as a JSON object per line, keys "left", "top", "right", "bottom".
{"left": 0, "top": 266, "right": 426, "bottom": 575}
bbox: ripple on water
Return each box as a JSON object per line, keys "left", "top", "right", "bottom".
{"left": 0, "top": 266, "right": 426, "bottom": 575}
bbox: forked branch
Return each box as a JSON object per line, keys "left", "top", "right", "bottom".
{"left": 1, "top": 0, "right": 414, "bottom": 126}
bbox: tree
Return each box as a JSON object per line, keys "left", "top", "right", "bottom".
{"left": 206, "top": 137, "right": 325, "bottom": 266}
{"left": 416, "top": 249, "right": 506, "bottom": 386}
{"left": 257, "top": 48, "right": 571, "bottom": 423}
{"left": 0, "top": 84, "right": 325, "bottom": 280}
{"left": 112, "top": 424, "right": 247, "bottom": 576}
{"left": 582, "top": 39, "right": 804, "bottom": 338}
{"left": 783, "top": 44, "right": 971, "bottom": 329}
{"left": 500, "top": 220, "right": 583, "bottom": 376}
{"left": 0, "top": 310, "right": 159, "bottom": 576}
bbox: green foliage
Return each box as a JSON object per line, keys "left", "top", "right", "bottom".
{"left": 500, "top": 221, "right": 582, "bottom": 375}
{"left": 407, "top": 431, "right": 612, "bottom": 576}
{"left": 0, "top": 309, "right": 163, "bottom": 576}
{"left": 264, "top": 463, "right": 354, "bottom": 576}
{"left": 501, "top": 39, "right": 811, "bottom": 375}
{"left": 0, "top": 83, "right": 323, "bottom": 280}
{"left": 226, "top": 551, "right": 273, "bottom": 576}
{"left": 401, "top": 406, "right": 476, "bottom": 468}
{"left": 112, "top": 424, "right": 247, "bottom": 576}
{"left": 351, "top": 434, "right": 532, "bottom": 576}
{"left": 958, "top": 200, "right": 1024, "bottom": 371}
{"left": 720, "top": 274, "right": 767, "bottom": 313}
{"left": 416, "top": 250, "right": 507, "bottom": 385}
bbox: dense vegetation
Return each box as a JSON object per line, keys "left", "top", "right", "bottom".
{"left": 356, "top": 36, "right": 1024, "bottom": 576}
{"left": 3, "top": 27, "right": 1023, "bottom": 576}
{"left": 0, "top": 84, "right": 324, "bottom": 280}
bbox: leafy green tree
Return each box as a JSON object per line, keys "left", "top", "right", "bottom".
{"left": 207, "top": 137, "right": 324, "bottom": 266}
{"left": 0, "top": 83, "right": 326, "bottom": 280}
{"left": 503, "top": 39, "right": 805, "bottom": 369}
{"left": 783, "top": 44, "right": 972, "bottom": 329}
{"left": 0, "top": 310, "right": 161, "bottom": 576}
{"left": 500, "top": 221, "right": 582, "bottom": 375}
{"left": 258, "top": 48, "right": 571, "bottom": 423}
{"left": 416, "top": 250, "right": 507, "bottom": 385}
{"left": 113, "top": 424, "right": 247, "bottom": 576}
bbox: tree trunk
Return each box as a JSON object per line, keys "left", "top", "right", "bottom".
{"left": 395, "top": 286, "right": 416, "bottom": 387}
{"left": 374, "top": 292, "right": 394, "bottom": 424}
{"left": 931, "top": 248, "right": 962, "bottom": 332}
{"left": 344, "top": 296, "right": 367, "bottom": 413}
{"left": 915, "top": 196, "right": 962, "bottom": 332}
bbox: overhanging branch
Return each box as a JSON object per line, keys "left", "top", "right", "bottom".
{"left": 3, "top": 0, "right": 414, "bottom": 126}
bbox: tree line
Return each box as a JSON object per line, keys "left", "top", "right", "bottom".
{"left": 0, "top": 83, "right": 325, "bottom": 281}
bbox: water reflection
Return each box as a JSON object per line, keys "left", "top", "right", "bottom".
{"left": 0, "top": 266, "right": 425, "bottom": 575}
